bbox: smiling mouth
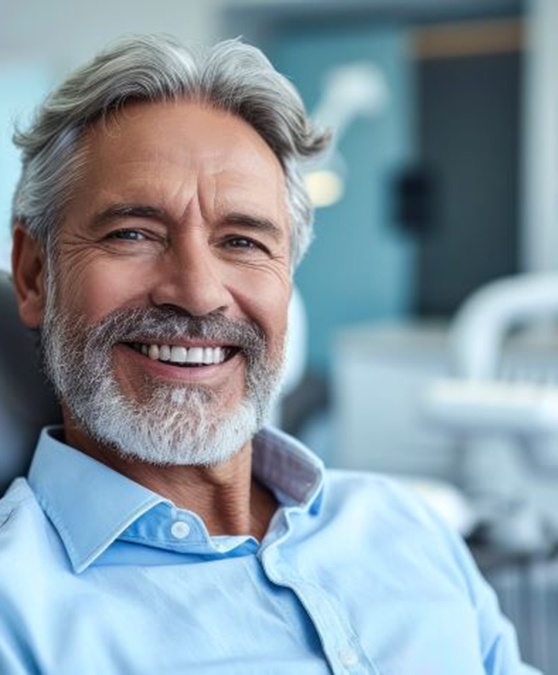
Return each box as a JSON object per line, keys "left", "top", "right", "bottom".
{"left": 125, "top": 342, "right": 239, "bottom": 367}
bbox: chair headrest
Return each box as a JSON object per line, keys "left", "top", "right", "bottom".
{"left": 0, "top": 269, "right": 61, "bottom": 488}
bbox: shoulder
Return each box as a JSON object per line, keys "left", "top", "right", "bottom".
{"left": 322, "top": 468, "right": 462, "bottom": 541}
{"left": 321, "top": 468, "right": 480, "bottom": 592}
{"left": 0, "top": 478, "right": 41, "bottom": 533}
{"left": 0, "top": 478, "right": 65, "bottom": 576}
{"left": 323, "top": 467, "right": 441, "bottom": 525}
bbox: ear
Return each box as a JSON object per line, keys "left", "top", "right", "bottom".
{"left": 11, "top": 222, "right": 48, "bottom": 329}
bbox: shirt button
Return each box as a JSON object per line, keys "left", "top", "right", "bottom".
{"left": 170, "top": 521, "right": 191, "bottom": 539}
{"left": 339, "top": 649, "right": 359, "bottom": 668}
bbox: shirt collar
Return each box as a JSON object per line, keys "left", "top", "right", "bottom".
{"left": 28, "top": 426, "right": 325, "bottom": 573}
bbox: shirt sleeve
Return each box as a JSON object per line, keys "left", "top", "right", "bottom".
{"left": 470, "top": 562, "right": 542, "bottom": 674}
{"left": 409, "top": 488, "right": 543, "bottom": 675}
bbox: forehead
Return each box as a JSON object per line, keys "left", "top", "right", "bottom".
{"left": 72, "top": 100, "right": 288, "bottom": 224}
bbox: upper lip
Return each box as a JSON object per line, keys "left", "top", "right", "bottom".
{"left": 122, "top": 339, "right": 238, "bottom": 348}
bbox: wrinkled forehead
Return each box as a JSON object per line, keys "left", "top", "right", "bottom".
{"left": 60, "top": 100, "right": 291, "bottom": 247}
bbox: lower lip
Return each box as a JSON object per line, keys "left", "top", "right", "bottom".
{"left": 116, "top": 344, "right": 241, "bottom": 383}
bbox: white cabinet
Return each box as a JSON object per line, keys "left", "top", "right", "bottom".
{"left": 332, "top": 321, "right": 458, "bottom": 479}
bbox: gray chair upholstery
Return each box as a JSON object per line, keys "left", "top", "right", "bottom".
{"left": 0, "top": 270, "right": 61, "bottom": 491}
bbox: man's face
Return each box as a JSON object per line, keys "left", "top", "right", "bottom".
{"left": 38, "top": 100, "right": 292, "bottom": 465}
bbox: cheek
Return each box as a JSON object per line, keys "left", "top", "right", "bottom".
{"left": 237, "top": 279, "right": 291, "bottom": 350}
{"left": 57, "top": 257, "right": 153, "bottom": 323}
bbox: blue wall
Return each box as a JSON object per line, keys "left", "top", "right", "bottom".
{"left": 268, "top": 25, "right": 417, "bottom": 374}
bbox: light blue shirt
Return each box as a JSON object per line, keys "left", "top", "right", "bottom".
{"left": 0, "top": 426, "right": 539, "bottom": 674}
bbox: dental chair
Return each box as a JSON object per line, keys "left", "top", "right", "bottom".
{"left": 422, "top": 274, "right": 558, "bottom": 673}
{"left": 423, "top": 273, "right": 558, "bottom": 554}
{"left": 0, "top": 270, "right": 61, "bottom": 492}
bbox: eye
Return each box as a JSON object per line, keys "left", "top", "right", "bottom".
{"left": 224, "top": 236, "right": 269, "bottom": 253}
{"left": 228, "top": 237, "right": 255, "bottom": 248}
{"left": 106, "top": 229, "right": 147, "bottom": 241}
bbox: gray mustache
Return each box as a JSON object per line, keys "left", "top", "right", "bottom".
{"left": 86, "top": 307, "right": 266, "bottom": 352}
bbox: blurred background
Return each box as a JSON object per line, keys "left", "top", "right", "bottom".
{"left": 3, "top": 0, "right": 558, "bottom": 670}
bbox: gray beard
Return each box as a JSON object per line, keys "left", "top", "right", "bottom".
{"left": 40, "top": 283, "right": 285, "bottom": 467}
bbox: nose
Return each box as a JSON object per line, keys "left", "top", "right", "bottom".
{"left": 149, "top": 237, "right": 232, "bottom": 317}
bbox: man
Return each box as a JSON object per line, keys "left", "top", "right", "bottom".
{"left": 0, "top": 34, "right": 539, "bottom": 674}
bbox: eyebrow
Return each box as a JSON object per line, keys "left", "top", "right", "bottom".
{"left": 91, "top": 204, "right": 168, "bottom": 229}
{"left": 223, "top": 212, "right": 284, "bottom": 243}
{"left": 90, "top": 204, "right": 284, "bottom": 242}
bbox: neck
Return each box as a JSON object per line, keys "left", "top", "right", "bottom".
{"left": 62, "top": 411, "right": 278, "bottom": 541}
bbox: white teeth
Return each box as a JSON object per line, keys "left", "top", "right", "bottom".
{"left": 170, "top": 346, "right": 187, "bottom": 364}
{"left": 187, "top": 347, "right": 203, "bottom": 364}
{"left": 136, "top": 343, "right": 229, "bottom": 365}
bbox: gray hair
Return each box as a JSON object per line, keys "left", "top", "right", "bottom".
{"left": 11, "top": 34, "right": 329, "bottom": 267}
